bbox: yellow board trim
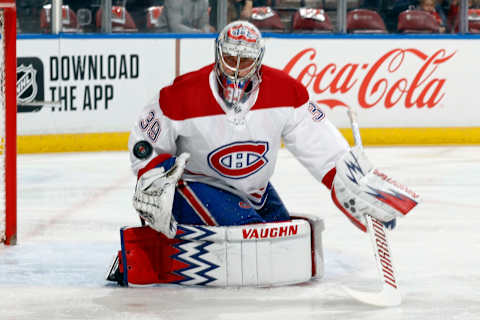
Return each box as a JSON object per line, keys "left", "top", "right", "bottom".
{"left": 18, "top": 132, "right": 130, "bottom": 154}
{"left": 339, "top": 127, "right": 480, "bottom": 146}
{"left": 18, "top": 127, "right": 480, "bottom": 154}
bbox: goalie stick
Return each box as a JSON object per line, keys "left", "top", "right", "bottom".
{"left": 341, "top": 106, "right": 402, "bottom": 307}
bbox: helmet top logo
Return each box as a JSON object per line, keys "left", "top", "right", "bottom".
{"left": 227, "top": 25, "right": 259, "bottom": 43}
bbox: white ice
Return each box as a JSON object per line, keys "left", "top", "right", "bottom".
{"left": 0, "top": 146, "right": 479, "bottom": 319}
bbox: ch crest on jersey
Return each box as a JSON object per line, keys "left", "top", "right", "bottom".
{"left": 208, "top": 141, "right": 269, "bottom": 179}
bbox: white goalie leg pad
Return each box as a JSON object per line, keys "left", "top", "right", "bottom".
{"left": 292, "top": 214, "right": 325, "bottom": 280}
{"left": 173, "top": 217, "right": 325, "bottom": 287}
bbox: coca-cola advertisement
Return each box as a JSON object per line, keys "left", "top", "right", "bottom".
{"left": 262, "top": 39, "right": 475, "bottom": 128}
{"left": 180, "top": 38, "right": 477, "bottom": 128}
{"left": 284, "top": 48, "right": 450, "bottom": 109}
{"left": 17, "top": 37, "right": 480, "bottom": 138}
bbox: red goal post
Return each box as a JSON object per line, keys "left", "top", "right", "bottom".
{"left": 0, "top": 0, "right": 16, "bottom": 245}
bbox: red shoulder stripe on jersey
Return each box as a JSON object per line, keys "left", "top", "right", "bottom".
{"left": 159, "top": 64, "right": 309, "bottom": 120}
{"left": 137, "top": 153, "right": 172, "bottom": 180}
{"left": 159, "top": 64, "right": 224, "bottom": 121}
{"left": 251, "top": 65, "right": 309, "bottom": 111}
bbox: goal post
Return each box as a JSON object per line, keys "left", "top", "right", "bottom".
{"left": 0, "top": 0, "right": 16, "bottom": 245}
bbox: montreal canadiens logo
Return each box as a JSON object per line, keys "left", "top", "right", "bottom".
{"left": 227, "top": 24, "right": 259, "bottom": 43}
{"left": 208, "top": 141, "right": 269, "bottom": 179}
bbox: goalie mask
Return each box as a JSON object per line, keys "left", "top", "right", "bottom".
{"left": 214, "top": 21, "right": 265, "bottom": 124}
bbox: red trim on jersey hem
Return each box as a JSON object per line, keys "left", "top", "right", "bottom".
{"left": 250, "top": 192, "right": 263, "bottom": 199}
{"left": 184, "top": 169, "right": 208, "bottom": 177}
{"left": 137, "top": 153, "right": 172, "bottom": 179}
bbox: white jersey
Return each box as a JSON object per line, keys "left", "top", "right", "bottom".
{"left": 129, "top": 64, "right": 349, "bottom": 208}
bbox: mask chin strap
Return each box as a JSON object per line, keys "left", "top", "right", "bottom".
{"left": 231, "top": 56, "right": 242, "bottom": 113}
{"left": 233, "top": 55, "right": 241, "bottom": 82}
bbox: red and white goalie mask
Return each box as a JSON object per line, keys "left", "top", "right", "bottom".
{"left": 214, "top": 21, "right": 265, "bottom": 122}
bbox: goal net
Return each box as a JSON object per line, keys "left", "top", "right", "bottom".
{"left": 0, "top": 0, "right": 16, "bottom": 245}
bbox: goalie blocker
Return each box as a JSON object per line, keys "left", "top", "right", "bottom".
{"left": 106, "top": 215, "right": 324, "bottom": 287}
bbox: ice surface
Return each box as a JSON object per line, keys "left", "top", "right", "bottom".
{"left": 0, "top": 147, "right": 479, "bottom": 319}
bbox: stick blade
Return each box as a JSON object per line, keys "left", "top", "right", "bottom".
{"left": 342, "top": 285, "right": 402, "bottom": 307}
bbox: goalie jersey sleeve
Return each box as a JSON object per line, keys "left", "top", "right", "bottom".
{"left": 128, "top": 94, "right": 178, "bottom": 176}
{"left": 282, "top": 99, "right": 350, "bottom": 184}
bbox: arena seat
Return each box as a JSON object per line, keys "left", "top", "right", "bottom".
{"left": 347, "top": 9, "right": 387, "bottom": 33}
{"left": 468, "top": 9, "right": 480, "bottom": 33}
{"left": 453, "top": 9, "right": 480, "bottom": 33}
{"left": 146, "top": 6, "right": 164, "bottom": 29}
{"left": 96, "top": 5, "right": 137, "bottom": 32}
{"left": 40, "top": 4, "right": 79, "bottom": 33}
{"left": 291, "top": 8, "right": 334, "bottom": 33}
{"left": 397, "top": 10, "right": 440, "bottom": 33}
{"left": 250, "top": 6, "right": 286, "bottom": 32}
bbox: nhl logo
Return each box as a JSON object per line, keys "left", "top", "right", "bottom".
{"left": 17, "top": 64, "right": 38, "bottom": 104}
{"left": 16, "top": 57, "right": 44, "bottom": 113}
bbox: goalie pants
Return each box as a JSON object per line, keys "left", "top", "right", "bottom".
{"left": 172, "top": 181, "right": 290, "bottom": 226}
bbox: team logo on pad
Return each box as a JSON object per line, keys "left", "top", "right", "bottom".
{"left": 208, "top": 141, "right": 269, "bottom": 179}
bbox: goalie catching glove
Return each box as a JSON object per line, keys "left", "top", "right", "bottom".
{"left": 133, "top": 153, "right": 190, "bottom": 238}
{"left": 331, "top": 146, "right": 421, "bottom": 232}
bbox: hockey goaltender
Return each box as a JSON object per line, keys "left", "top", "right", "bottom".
{"left": 106, "top": 20, "right": 420, "bottom": 290}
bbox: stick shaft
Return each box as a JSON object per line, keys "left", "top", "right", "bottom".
{"left": 344, "top": 105, "right": 402, "bottom": 305}
{"left": 346, "top": 108, "right": 363, "bottom": 150}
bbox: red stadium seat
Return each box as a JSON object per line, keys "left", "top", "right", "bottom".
{"left": 397, "top": 10, "right": 440, "bottom": 33}
{"left": 291, "top": 8, "right": 334, "bottom": 33}
{"left": 347, "top": 9, "right": 387, "bottom": 33}
{"left": 250, "top": 7, "right": 285, "bottom": 32}
{"left": 453, "top": 9, "right": 480, "bottom": 33}
{"left": 146, "top": 6, "right": 164, "bottom": 29}
{"left": 96, "top": 6, "right": 137, "bottom": 32}
{"left": 40, "top": 4, "right": 79, "bottom": 33}
{"left": 469, "top": 9, "right": 480, "bottom": 33}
